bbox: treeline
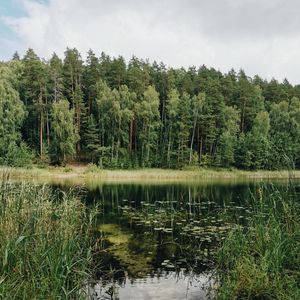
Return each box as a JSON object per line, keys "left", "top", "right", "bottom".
{"left": 0, "top": 48, "right": 300, "bottom": 169}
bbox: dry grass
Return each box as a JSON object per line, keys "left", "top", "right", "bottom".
{"left": 2, "top": 165, "right": 300, "bottom": 185}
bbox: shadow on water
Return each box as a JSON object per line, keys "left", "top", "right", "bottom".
{"left": 49, "top": 179, "right": 295, "bottom": 300}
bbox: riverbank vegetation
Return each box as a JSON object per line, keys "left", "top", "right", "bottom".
{"left": 1, "top": 168, "right": 300, "bottom": 298}
{"left": 0, "top": 175, "right": 98, "bottom": 299}
{"left": 217, "top": 183, "right": 300, "bottom": 299}
{"left": 1, "top": 49, "right": 300, "bottom": 169}
{"left": 2, "top": 165, "right": 300, "bottom": 183}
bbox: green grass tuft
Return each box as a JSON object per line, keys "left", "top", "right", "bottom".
{"left": 217, "top": 185, "right": 300, "bottom": 299}
{"left": 0, "top": 174, "right": 99, "bottom": 299}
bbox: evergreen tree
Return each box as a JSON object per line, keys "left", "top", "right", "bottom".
{"left": 1, "top": 48, "right": 300, "bottom": 170}
{"left": 84, "top": 114, "right": 101, "bottom": 163}
{"left": 22, "top": 49, "right": 48, "bottom": 158}
{"left": 83, "top": 50, "right": 100, "bottom": 113}
{"left": 49, "top": 53, "right": 63, "bottom": 103}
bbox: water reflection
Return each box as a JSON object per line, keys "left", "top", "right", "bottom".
{"left": 87, "top": 271, "right": 213, "bottom": 300}
{"left": 50, "top": 180, "right": 294, "bottom": 300}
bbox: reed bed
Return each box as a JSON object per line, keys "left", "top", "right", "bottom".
{"left": 0, "top": 173, "right": 98, "bottom": 299}
{"left": 1, "top": 165, "right": 300, "bottom": 184}
{"left": 217, "top": 183, "right": 300, "bottom": 299}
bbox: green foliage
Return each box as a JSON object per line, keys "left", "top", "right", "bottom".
{"left": 0, "top": 65, "right": 32, "bottom": 167}
{"left": 216, "top": 106, "right": 240, "bottom": 167}
{"left": 217, "top": 185, "right": 300, "bottom": 299}
{"left": 49, "top": 100, "right": 79, "bottom": 165}
{"left": 84, "top": 114, "right": 101, "bottom": 162}
{"left": 2, "top": 142, "right": 33, "bottom": 167}
{"left": 177, "top": 92, "right": 192, "bottom": 166}
{"left": 0, "top": 181, "right": 98, "bottom": 299}
{"left": 136, "top": 85, "right": 161, "bottom": 167}
{"left": 2, "top": 48, "right": 300, "bottom": 169}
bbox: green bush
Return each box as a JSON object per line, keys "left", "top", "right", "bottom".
{"left": 0, "top": 142, "right": 33, "bottom": 167}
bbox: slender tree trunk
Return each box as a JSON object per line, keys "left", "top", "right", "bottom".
{"left": 199, "top": 136, "right": 203, "bottom": 163}
{"left": 40, "top": 110, "right": 43, "bottom": 158}
{"left": 76, "top": 100, "right": 81, "bottom": 153}
{"left": 166, "top": 125, "right": 173, "bottom": 167}
{"left": 129, "top": 117, "right": 133, "bottom": 152}
{"left": 46, "top": 95, "right": 50, "bottom": 147}
{"left": 39, "top": 86, "right": 44, "bottom": 158}
{"left": 46, "top": 111, "right": 50, "bottom": 147}
{"left": 167, "top": 140, "right": 171, "bottom": 167}
{"left": 189, "top": 117, "right": 198, "bottom": 164}
{"left": 54, "top": 77, "right": 58, "bottom": 102}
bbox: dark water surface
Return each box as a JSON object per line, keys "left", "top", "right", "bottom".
{"left": 51, "top": 179, "right": 294, "bottom": 300}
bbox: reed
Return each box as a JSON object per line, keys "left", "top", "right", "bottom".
{"left": 217, "top": 183, "right": 300, "bottom": 299}
{"left": 0, "top": 174, "right": 98, "bottom": 299}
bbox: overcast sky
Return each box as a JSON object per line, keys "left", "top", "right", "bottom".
{"left": 1, "top": 0, "right": 300, "bottom": 83}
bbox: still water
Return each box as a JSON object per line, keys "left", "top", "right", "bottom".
{"left": 52, "top": 179, "right": 293, "bottom": 300}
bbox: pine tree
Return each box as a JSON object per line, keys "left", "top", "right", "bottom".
{"left": 84, "top": 114, "right": 101, "bottom": 163}
{"left": 22, "top": 48, "right": 48, "bottom": 158}
{"left": 83, "top": 50, "right": 100, "bottom": 113}
{"left": 49, "top": 53, "right": 63, "bottom": 103}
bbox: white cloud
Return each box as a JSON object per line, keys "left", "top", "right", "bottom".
{"left": 2, "top": 0, "right": 300, "bottom": 83}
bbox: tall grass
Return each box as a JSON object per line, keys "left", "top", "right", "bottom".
{"left": 217, "top": 183, "right": 300, "bottom": 299}
{"left": 0, "top": 173, "right": 98, "bottom": 299}
{"left": 3, "top": 165, "right": 300, "bottom": 184}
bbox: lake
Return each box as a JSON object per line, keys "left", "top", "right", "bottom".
{"left": 43, "top": 178, "right": 295, "bottom": 300}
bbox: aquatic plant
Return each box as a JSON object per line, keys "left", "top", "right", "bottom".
{"left": 217, "top": 184, "right": 300, "bottom": 299}
{"left": 0, "top": 174, "right": 99, "bottom": 299}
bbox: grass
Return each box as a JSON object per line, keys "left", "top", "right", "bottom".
{"left": 0, "top": 173, "right": 99, "bottom": 299}
{"left": 2, "top": 164, "right": 300, "bottom": 299}
{"left": 217, "top": 183, "right": 300, "bottom": 299}
{"left": 1, "top": 164, "right": 300, "bottom": 185}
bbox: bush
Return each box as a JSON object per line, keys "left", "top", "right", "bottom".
{"left": 0, "top": 142, "right": 33, "bottom": 167}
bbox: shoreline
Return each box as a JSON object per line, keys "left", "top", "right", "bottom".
{"left": 1, "top": 165, "right": 300, "bottom": 184}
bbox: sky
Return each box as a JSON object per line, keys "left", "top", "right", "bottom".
{"left": 1, "top": 0, "right": 300, "bottom": 84}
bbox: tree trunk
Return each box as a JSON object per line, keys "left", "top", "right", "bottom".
{"left": 189, "top": 117, "right": 197, "bottom": 164}
{"left": 46, "top": 95, "right": 50, "bottom": 147}
{"left": 199, "top": 136, "right": 203, "bottom": 163}
{"left": 76, "top": 103, "right": 81, "bottom": 153}
{"left": 40, "top": 86, "right": 44, "bottom": 159}
{"left": 40, "top": 110, "right": 43, "bottom": 158}
{"left": 129, "top": 117, "right": 133, "bottom": 152}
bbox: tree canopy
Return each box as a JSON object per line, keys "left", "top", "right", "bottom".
{"left": 1, "top": 48, "right": 300, "bottom": 169}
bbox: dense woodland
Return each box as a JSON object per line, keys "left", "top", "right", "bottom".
{"left": 0, "top": 48, "right": 300, "bottom": 169}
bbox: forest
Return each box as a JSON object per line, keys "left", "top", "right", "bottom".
{"left": 1, "top": 48, "right": 300, "bottom": 169}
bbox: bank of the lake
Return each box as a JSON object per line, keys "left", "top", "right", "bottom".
{"left": 2, "top": 171, "right": 300, "bottom": 299}
{"left": 0, "top": 178, "right": 99, "bottom": 299}
{"left": 1, "top": 165, "right": 300, "bottom": 183}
